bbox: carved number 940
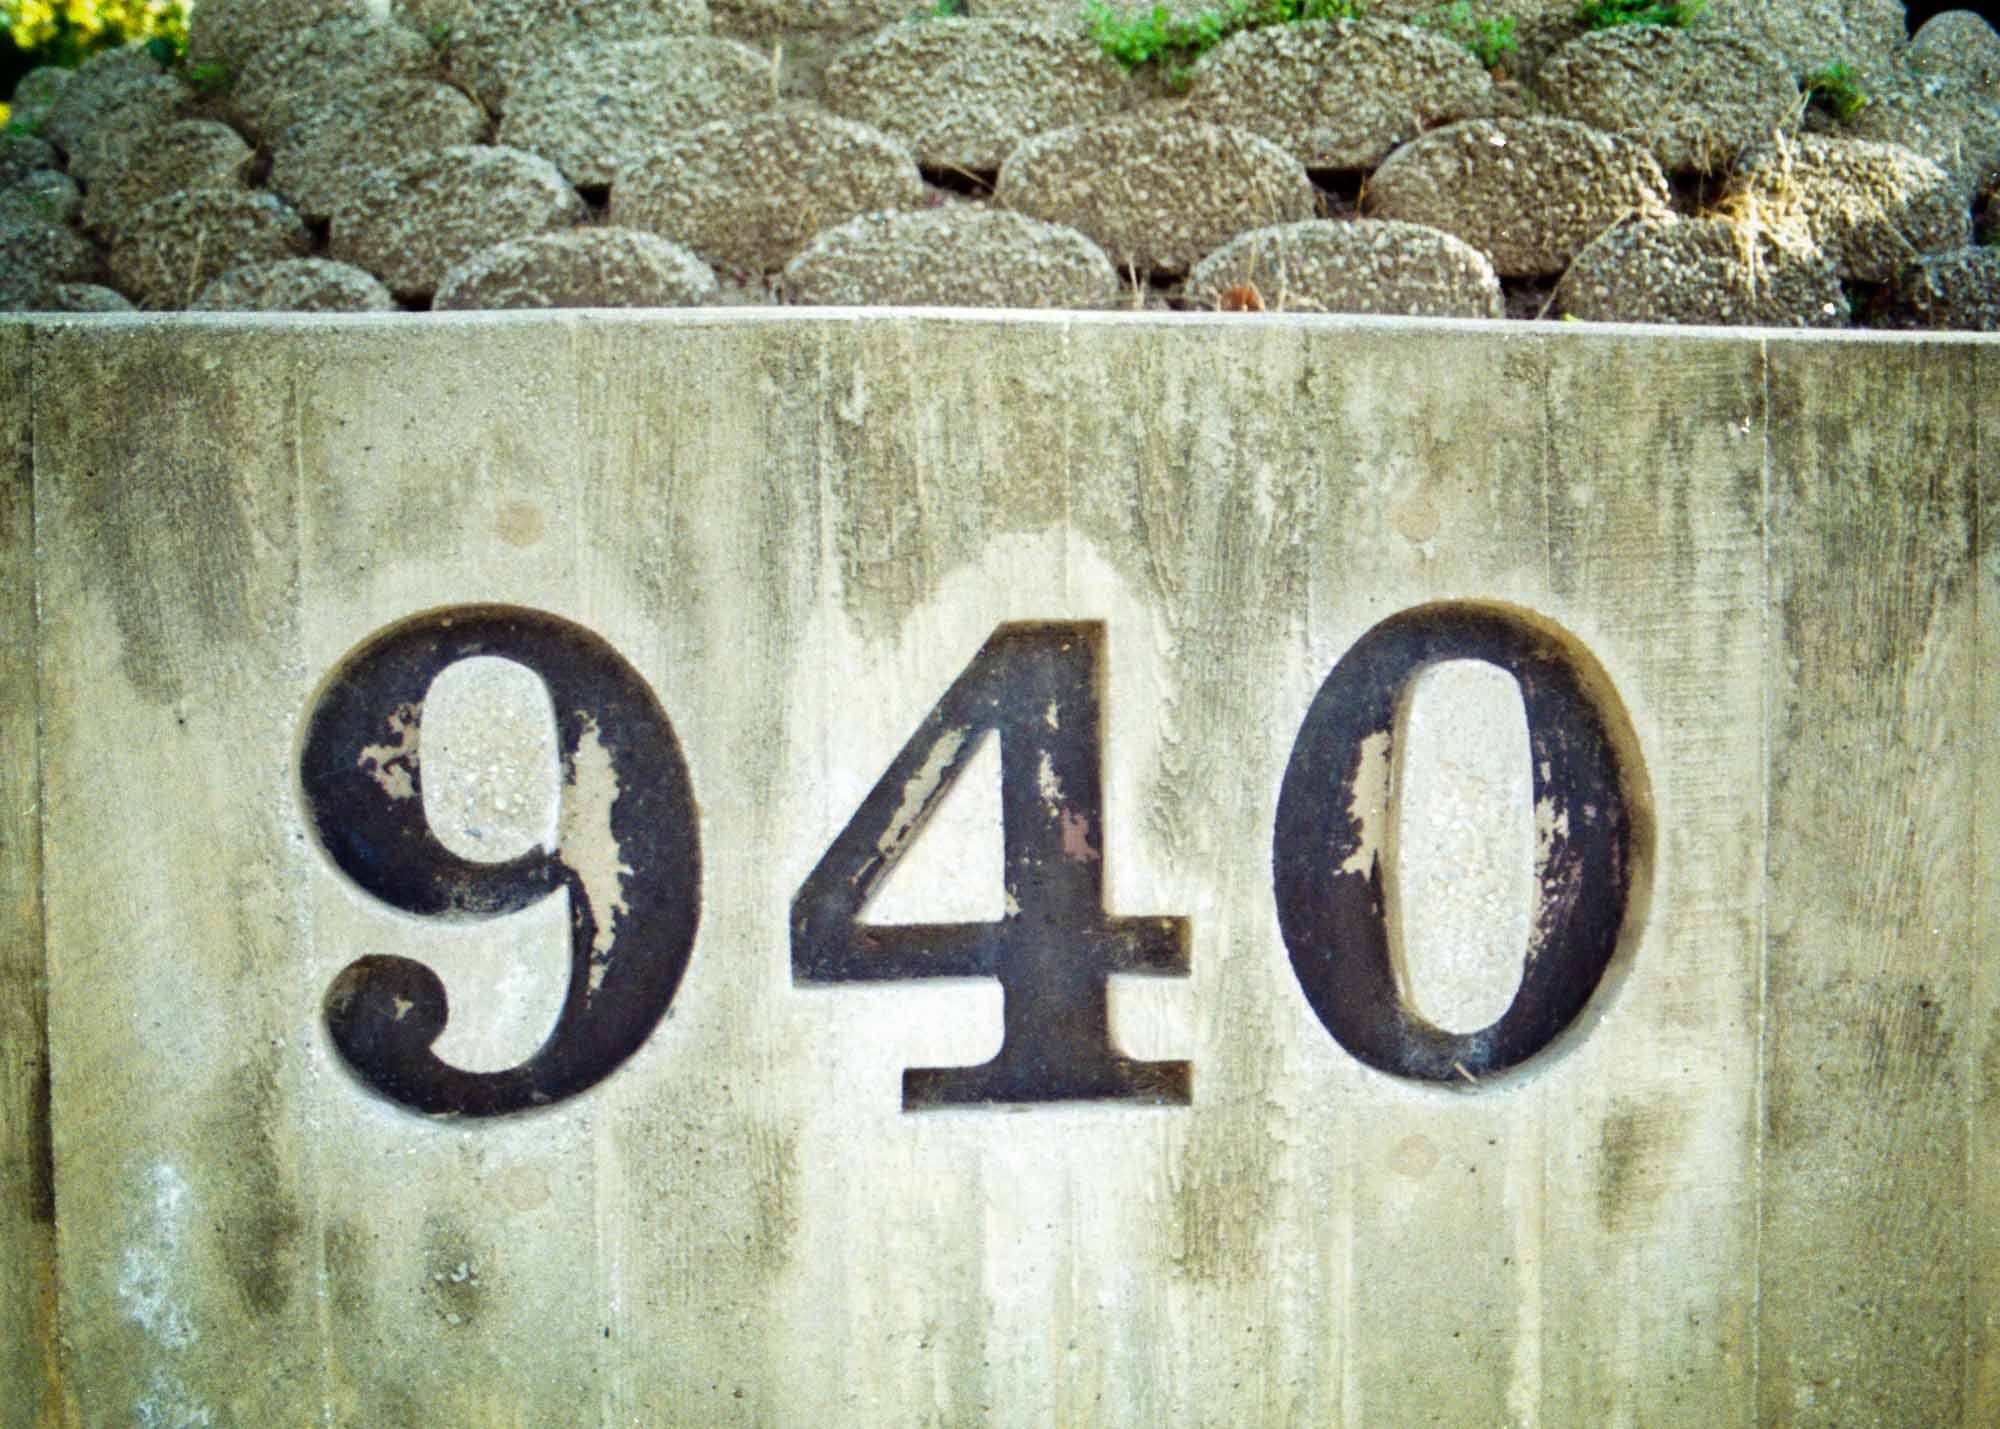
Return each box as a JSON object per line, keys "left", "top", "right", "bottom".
{"left": 298, "top": 603, "right": 1644, "bottom": 1118}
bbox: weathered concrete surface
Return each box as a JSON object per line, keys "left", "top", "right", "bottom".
{"left": 0, "top": 324, "right": 61, "bottom": 1427}
{"left": 3, "top": 311, "right": 1995, "bottom": 1426}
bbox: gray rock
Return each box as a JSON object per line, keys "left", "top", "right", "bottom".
{"left": 996, "top": 114, "right": 1316, "bottom": 276}
{"left": 496, "top": 36, "right": 774, "bottom": 188}
{"left": 192, "top": 258, "right": 399, "bottom": 312}
{"left": 6, "top": 67, "right": 72, "bottom": 133}
{"left": 0, "top": 171, "right": 81, "bottom": 228}
{"left": 1367, "top": 0, "right": 1583, "bottom": 80}
{"left": 780, "top": 207, "right": 1120, "bottom": 306}
{"left": 232, "top": 16, "right": 441, "bottom": 140}
{"left": 435, "top": 226, "right": 720, "bottom": 308}
{"left": 0, "top": 270, "right": 133, "bottom": 313}
{"left": 1842, "top": 68, "right": 2000, "bottom": 199}
{"left": 268, "top": 79, "right": 488, "bottom": 222}
{"left": 82, "top": 120, "right": 254, "bottom": 240}
{"left": 1185, "top": 218, "right": 1504, "bottom": 317}
{"left": 1882, "top": 244, "right": 2000, "bottom": 329}
{"left": 1365, "top": 116, "right": 1671, "bottom": 278}
{"left": 1724, "top": 134, "right": 1970, "bottom": 281}
{"left": 186, "top": 0, "right": 377, "bottom": 68}
{"left": 707, "top": 0, "right": 909, "bottom": 100}
{"left": 1706, "top": 0, "right": 1905, "bottom": 85}
{"left": 1184, "top": 20, "right": 1496, "bottom": 170}
{"left": 1907, "top": 10, "right": 2000, "bottom": 102}
{"left": 110, "top": 188, "right": 311, "bottom": 308}
{"left": 1537, "top": 25, "right": 1798, "bottom": 174}
{"left": 1551, "top": 214, "right": 1846, "bottom": 326}
{"left": 400, "top": 0, "right": 712, "bottom": 113}
{"left": 43, "top": 50, "right": 189, "bottom": 183}
{"left": 614, "top": 108, "right": 924, "bottom": 273}
{"left": 0, "top": 212, "right": 100, "bottom": 286}
{"left": 331, "top": 145, "right": 587, "bottom": 299}
{"left": 822, "top": 19, "right": 1132, "bottom": 173}
{"left": 0, "top": 134, "right": 59, "bottom": 187}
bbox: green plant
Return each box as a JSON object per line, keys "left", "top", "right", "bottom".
{"left": 1803, "top": 61, "right": 1869, "bottom": 123}
{"left": 1420, "top": 2, "right": 1516, "bottom": 68}
{"left": 919, "top": 0, "right": 967, "bottom": 14}
{"left": 1573, "top": 0, "right": 1706, "bottom": 29}
{"left": 1083, "top": 0, "right": 1364, "bottom": 89}
{"left": 176, "top": 57, "right": 229, "bottom": 94}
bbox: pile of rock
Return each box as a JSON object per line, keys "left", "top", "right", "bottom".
{"left": 1, "top": 0, "right": 1995, "bottom": 329}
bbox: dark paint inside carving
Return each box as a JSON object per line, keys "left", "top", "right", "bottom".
{"left": 300, "top": 606, "right": 700, "bottom": 1117}
{"left": 1273, "top": 603, "right": 1642, "bottom": 1084}
{"left": 792, "top": 623, "right": 1191, "bottom": 1110}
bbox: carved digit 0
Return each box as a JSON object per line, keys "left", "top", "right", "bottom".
{"left": 299, "top": 606, "right": 700, "bottom": 1116}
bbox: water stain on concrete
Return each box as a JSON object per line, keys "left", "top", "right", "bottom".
{"left": 201, "top": 1055, "right": 304, "bottom": 1318}
{"left": 1596, "top": 1092, "right": 1691, "bottom": 1232}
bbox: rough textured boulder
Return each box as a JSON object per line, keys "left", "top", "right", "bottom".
{"left": 1367, "top": 0, "right": 1583, "bottom": 78}
{"left": 434, "top": 227, "right": 720, "bottom": 308}
{"left": 1184, "top": 20, "right": 1496, "bottom": 171}
{"left": 707, "top": 0, "right": 908, "bottom": 98}
{"left": 185, "top": 0, "right": 375, "bottom": 68}
{"left": 192, "top": 258, "right": 399, "bottom": 312}
{"left": 6, "top": 66, "right": 70, "bottom": 132}
{"left": 1, "top": 171, "right": 80, "bottom": 227}
{"left": 400, "top": 0, "right": 712, "bottom": 113}
{"left": 231, "top": 16, "right": 441, "bottom": 141}
{"left": 109, "top": 189, "right": 311, "bottom": 308}
{"left": 82, "top": 120, "right": 254, "bottom": 240}
{"left": 1843, "top": 70, "right": 2000, "bottom": 199}
{"left": 268, "top": 80, "right": 488, "bottom": 223}
{"left": 821, "top": 19, "right": 1132, "bottom": 173}
{"left": 1184, "top": 218, "right": 1504, "bottom": 317}
{"left": 496, "top": 36, "right": 775, "bottom": 188}
{"left": 1907, "top": 10, "right": 2000, "bottom": 101}
{"left": 1882, "top": 244, "right": 2000, "bottom": 330}
{"left": 1706, "top": 0, "right": 1906, "bottom": 84}
{"left": 1366, "top": 117, "right": 1670, "bottom": 278}
{"left": 331, "top": 145, "right": 587, "bottom": 299}
{"left": 0, "top": 134, "right": 58, "bottom": 187}
{"left": 997, "top": 115, "right": 1316, "bottom": 276}
{"left": 614, "top": 109, "right": 924, "bottom": 273}
{"left": 1537, "top": 26, "right": 1798, "bottom": 174}
{"left": 780, "top": 208, "right": 1120, "bottom": 307}
{"left": 1724, "top": 135, "right": 1970, "bottom": 281}
{"left": 43, "top": 51, "right": 187, "bottom": 183}
{"left": 0, "top": 213, "right": 99, "bottom": 288}
{"left": 0, "top": 272, "right": 133, "bottom": 312}
{"left": 1551, "top": 215, "right": 1846, "bottom": 326}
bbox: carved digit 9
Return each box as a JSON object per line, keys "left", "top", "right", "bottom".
{"left": 1273, "top": 603, "right": 1648, "bottom": 1084}
{"left": 299, "top": 606, "right": 700, "bottom": 1116}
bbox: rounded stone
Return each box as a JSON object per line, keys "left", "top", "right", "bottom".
{"left": 1907, "top": 10, "right": 2000, "bottom": 101}
{"left": 331, "top": 145, "right": 588, "bottom": 300}
{"left": 110, "top": 189, "right": 310, "bottom": 308}
{"left": 1185, "top": 218, "right": 1504, "bottom": 318}
{"left": 82, "top": 120, "right": 255, "bottom": 241}
{"left": 434, "top": 226, "right": 720, "bottom": 308}
{"left": 0, "top": 171, "right": 81, "bottom": 228}
{"left": 1882, "top": 244, "right": 2000, "bottom": 330}
{"left": 186, "top": 0, "right": 378, "bottom": 68}
{"left": 780, "top": 207, "right": 1120, "bottom": 307}
{"left": 1551, "top": 215, "right": 1846, "bottom": 326}
{"left": 1366, "top": 0, "right": 1583, "bottom": 79}
{"left": 0, "top": 269, "right": 134, "bottom": 312}
{"left": 1364, "top": 116, "right": 1671, "bottom": 278}
{"left": 401, "top": 0, "right": 713, "bottom": 114}
{"left": 614, "top": 108, "right": 925, "bottom": 274}
{"left": 1707, "top": 0, "right": 1906, "bottom": 86}
{"left": 0, "top": 213, "right": 100, "bottom": 287}
{"left": 496, "top": 36, "right": 775, "bottom": 188}
{"left": 0, "top": 134, "right": 59, "bottom": 188}
{"left": 268, "top": 79, "right": 489, "bottom": 223}
{"left": 821, "top": 19, "right": 1133, "bottom": 173}
{"left": 6, "top": 67, "right": 72, "bottom": 133}
{"left": 41, "top": 282, "right": 137, "bottom": 312}
{"left": 43, "top": 53, "right": 189, "bottom": 183}
{"left": 192, "top": 258, "right": 399, "bottom": 312}
{"left": 1724, "top": 134, "right": 1970, "bottom": 282}
{"left": 1536, "top": 25, "right": 1799, "bottom": 174}
{"left": 1843, "top": 70, "right": 2000, "bottom": 200}
{"left": 232, "top": 16, "right": 441, "bottom": 141}
{"left": 996, "top": 114, "right": 1317, "bottom": 277}
{"left": 1183, "top": 20, "right": 1497, "bottom": 171}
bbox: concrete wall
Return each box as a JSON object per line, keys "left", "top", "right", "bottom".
{"left": 1, "top": 310, "right": 1994, "bottom": 1426}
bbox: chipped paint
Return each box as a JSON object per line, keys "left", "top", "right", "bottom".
{"left": 1036, "top": 750, "right": 1064, "bottom": 811}
{"left": 1338, "top": 729, "right": 1394, "bottom": 878}
{"left": 356, "top": 701, "right": 422, "bottom": 801}
{"left": 1058, "top": 808, "right": 1098, "bottom": 863}
{"left": 558, "top": 714, "right": 633, "bottom": 994}
{"left": 877, "top": 725, "right": 967, "bottom": 865}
